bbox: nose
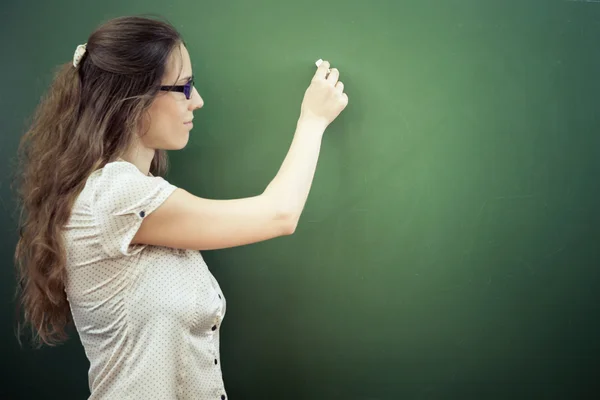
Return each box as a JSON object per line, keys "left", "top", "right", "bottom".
{"left": 189, "top": 86, "right": 204, "bottom": 110}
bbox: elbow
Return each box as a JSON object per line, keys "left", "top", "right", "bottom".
{"left": 274, "top": 206, "right": 299, "bottom": 236}
{"left": 283, "top": 214, "right": 299, "bottom": 235}
{"left": 277, "top": 210, "right": 299, "bottom": 236}
{"left": 263, "top": 192, "right": 300, "bottom": 236}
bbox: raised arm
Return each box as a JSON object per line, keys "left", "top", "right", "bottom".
{"left": 132, "top": 60, "right": 348, "bottom": 250}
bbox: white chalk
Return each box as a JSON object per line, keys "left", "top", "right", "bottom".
{"left": 315, "top": 58, "right": 331, "bottom": 73}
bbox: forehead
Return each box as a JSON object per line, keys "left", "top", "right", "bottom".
{"left": 164, "top": 43, "right": 192, "bottom": 82}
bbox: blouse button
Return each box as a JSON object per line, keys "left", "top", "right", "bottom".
{"left": 139, "top": 210, "right": 146, "bottom": 218}
{"left": 211, "top": 325, "right": 217, "bottom": 331}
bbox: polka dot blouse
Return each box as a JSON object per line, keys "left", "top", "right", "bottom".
{"left": 63, "top": 160, "right": 228, "bottom": 400}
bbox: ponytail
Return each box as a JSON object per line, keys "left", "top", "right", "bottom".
{"left": 14, "top": 61, "right": 91, "bottom": 347}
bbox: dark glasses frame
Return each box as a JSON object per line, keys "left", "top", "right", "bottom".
{"left": 159, "top": 76, "right": 194, "bottom": 99}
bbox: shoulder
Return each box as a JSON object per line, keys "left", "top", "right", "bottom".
{"left": 89, "top": 160, "right": 177, "bottom": 214}
{"left": 80, "top": 160, "right": 179, "bottom": 257}
{"left": 95, "top": 160, "right": 153, "bottom": 182}
{"left": 92, "top": 160, "right": 171, "bottom": 187}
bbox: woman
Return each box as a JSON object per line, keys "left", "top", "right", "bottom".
{"left": 14, "top": 14, "right": 347, "bottom": 400}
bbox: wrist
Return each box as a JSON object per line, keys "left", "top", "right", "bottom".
{"left": 296, "top": 115, "right": 327, "bottom": 136}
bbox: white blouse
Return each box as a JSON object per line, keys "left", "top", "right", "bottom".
{"left": 63, "top": 160, "right": 228, "bottom": 400}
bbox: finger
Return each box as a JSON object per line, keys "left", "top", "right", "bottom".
{"left": 341, "top": 92, "right": 349, "bottom": 106}
{"left": 314, "top": 60, "right": 330, "bottom": 80}
{"left": 327, "top": 68, "right": 339, "bottom": 85}
{"left": 335, "top": 81, "right": 344, "bottom": 93}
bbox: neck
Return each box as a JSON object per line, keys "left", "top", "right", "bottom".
{"left": 120, "top": 143, "right": 156, "bottom": 176}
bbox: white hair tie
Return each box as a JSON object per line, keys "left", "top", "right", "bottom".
{"left": 73, "top": 43, "right": 87, "bottom": 68}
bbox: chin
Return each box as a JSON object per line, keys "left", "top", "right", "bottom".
{"left": 170, "top": 133, "right": 190, "bottom": 150}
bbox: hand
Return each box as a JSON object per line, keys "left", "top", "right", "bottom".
{"left": 299, "top": 60, "right": 349, "bottom": 129}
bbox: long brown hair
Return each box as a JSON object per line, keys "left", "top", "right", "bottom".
{"left": 14, "top": 15, "right": 185, "bottom": 347}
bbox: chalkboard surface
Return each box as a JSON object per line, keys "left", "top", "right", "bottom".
{"left": 1, "top": 0, "right": 599, "bottom": 398}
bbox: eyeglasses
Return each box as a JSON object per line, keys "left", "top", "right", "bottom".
{"left": 160, "top": 77, "right": 194, "bottom": 100}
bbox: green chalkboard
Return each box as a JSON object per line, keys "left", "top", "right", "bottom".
{"left": 2, "top": 0, "right": 600, "bottom": 399}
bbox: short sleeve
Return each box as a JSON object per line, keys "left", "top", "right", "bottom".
{"left": 92, "top": 161, "right": 178, "bottom": 257}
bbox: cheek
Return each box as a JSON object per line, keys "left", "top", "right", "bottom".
{"left": 143, "top": 99, "right": 184, "bottom": 138}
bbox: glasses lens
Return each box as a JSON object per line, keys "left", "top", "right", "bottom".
{"left": 184, "top": 81, "right": 193, "bottom": 99}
